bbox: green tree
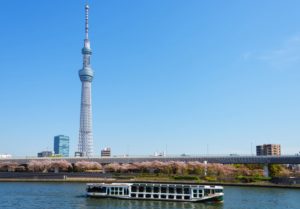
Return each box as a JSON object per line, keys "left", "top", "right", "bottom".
{"left": 268, "top": 164, "right": 283, "bottom": 177}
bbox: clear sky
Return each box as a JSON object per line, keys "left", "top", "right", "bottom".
{"left": 1, "top": 0, "right": 300, "bottom": 156}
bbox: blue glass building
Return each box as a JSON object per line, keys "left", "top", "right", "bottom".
{"left": 54, "top": 135, "right": 70, "bottom": 157}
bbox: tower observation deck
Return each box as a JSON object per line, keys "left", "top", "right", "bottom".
{"left": 78, "top": 4, "right": 94, "bottom": 157}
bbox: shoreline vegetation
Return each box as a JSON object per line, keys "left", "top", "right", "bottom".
{"left": 0, "top": 160, "right": 299, "bottom": 189}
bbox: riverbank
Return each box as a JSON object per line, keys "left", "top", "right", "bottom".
{"left": 0, "top": 177, "right": 299, "bottom": 189}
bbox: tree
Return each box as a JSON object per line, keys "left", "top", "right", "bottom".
{"left": 74, "top": 161, "right": 102, "bottom": 172}
{"left": 0, "top": 161, "right": 19, "bottom": 172}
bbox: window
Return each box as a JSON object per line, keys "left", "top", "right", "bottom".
{"left": 101, "top": 187, "right": 106, "bottom": 193}
{"left": 154, "top": 187, "right": 159, "bottom": 193}
{"left": 146, "top": 194, "right": 151, "bottom": 198}
{"left": 131, "top": 186, "right": 137, "bottom": 192}
{"left": 168, "top": 195, "right": 174, "bottom": 199}
{"left": 176, "top": 195, "right": 182, "bottom": 199}
{"left": 110, "top": 187, "right": 115, "bottom": 195}
{"left": 161, "top": 195, "right": 166, "bottom": 199}
{"left": 204, "top": 189, "right": 210, "bottom": 196}
{"left": 176, "top": 188, "right": 183, "bottom": 194}
{"left": 161, "top": 187, "right": 167, "bottom": 193}
{"left": 139, "top": 186, "right": 144, "bottom": 192}
{"left": 146, "top": 187, "right": 152, "bottom": 193}
{"left": 138, "top": 194, "right": 144, "bottom": 198}
{"left": 169, "top": 187, "right": 175, "bottom": 193}
{"left": 131, "top": 193, "right": 136, "bottom": 197}
{"left": 118, "top": 188, "right": 123, "bottom": 195}
{"left": 87, "top": 186, "right": 102, "bottom": 193}
{"left": 184, "top": 196, "right": 190, "bottom": 200}
{"left": 184, "top": 187, "right": 190, "bottom": 194}
{"left": 153, "top": 194, "right": 159, "bottom": 198}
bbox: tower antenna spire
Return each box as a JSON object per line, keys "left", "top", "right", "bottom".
{"left": 85, "top": 3, "right": 89, "bottom": 39}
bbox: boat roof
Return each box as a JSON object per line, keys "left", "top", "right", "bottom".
{"left": 87, "top": 182, "right": 223, "bottom": 189}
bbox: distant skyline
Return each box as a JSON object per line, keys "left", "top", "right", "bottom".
{"left": 1, "top": 0, "right": 300, "bottom": 156}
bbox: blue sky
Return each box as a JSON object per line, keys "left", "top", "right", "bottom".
{"left": 1, "top": 0, "right": 300, "bottom": 156}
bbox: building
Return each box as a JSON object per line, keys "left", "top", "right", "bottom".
{"left": 37, "top": 151, "right": 53, "bottom": 157}
{"left": 0, "top": 154, "right": 12, "bottom": 159}
{"left": 101, "top": 147, "right": 111, "bottom": 157}
{"left": 256, "top": 145, "right": 264, "bottom": 156}
{"left": 78, "top": 4, "right": 94, "bottom": 157}
{"left": 256, "top": 144, "right": 281, "bottom": 156}
{"left": 54, "top": 135, "right": 70, "bottom": 157}
{"left": 75, "top": 152, "right": 83, "bottom": 157}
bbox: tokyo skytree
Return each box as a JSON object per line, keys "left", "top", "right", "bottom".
{"left": 78, "top": 4, "right": 94, "bottom": 157}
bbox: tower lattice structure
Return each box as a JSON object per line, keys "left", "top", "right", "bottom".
{"left": 78, "top": 4, "right": 94, "bottom": 157}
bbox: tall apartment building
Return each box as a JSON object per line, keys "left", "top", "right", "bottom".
{"left": 54, "top": 135, "right": 70, "bottom": 157}
{"left": 256, "top": 144, "right": 281, "bottom": 156}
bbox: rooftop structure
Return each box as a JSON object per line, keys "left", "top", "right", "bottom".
{"left": 78, "top": 4, "right": 94, "bottom": 157}
{"left": 101, "top": 147, "right": 111, "bottom": 157}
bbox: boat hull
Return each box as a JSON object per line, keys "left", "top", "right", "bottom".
{"left": 86, "top": 193, "right": 224, "bottom": 203}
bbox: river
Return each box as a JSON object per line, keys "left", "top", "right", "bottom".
{"left": 0, "top": 182, "right": 298, "bottom": 209}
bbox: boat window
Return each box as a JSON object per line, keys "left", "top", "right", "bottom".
{"left": 168, "top": 195, "right": 174, "bottom": 199}
{"left": 139, "top": 186, "right": 144, "bottom": 192}
{"left": 161, "top": 195, "right": 166, "bottom": 199}
{"left": 153, "top": 187, "right": 159, "bottom": 193}
{"left": 161, "top": 187, "right": 167, "bottom": 193}
{"left": 119, "top": 188, "right": 123, "bottom": 195}
{"left": 153, "top": 194, "right": 159, "bottom": 198}
{"left": 184, "top": 188, "right": 190, "bottom": 194}
{"left": 131, "top": 186, "right": 137, "bottom": 192}
{"left": 146, "top": 187, "right": 152, "bottom": 193}
{"left": 87, "top": 186, "right": 104, "bottom": 193}
{"left": 199, "top": 193, "right": 203, "bottom": 198}
{"left": 124, "top": 188, "right": 129, "bottom": 195}
{"left": 110, "top": 187, "right": 114, "bottom": 195}
{"left": 146, "top": 194, "right": 151, "bottom": 198}
{"left": 193, "top": 189, "right": 197, "bottom": 194}
{"left": 138, "top": 194, "right": 144, "bottom": 198}
{"left": 176, "top": 195, "right": 182, "bottom": 199}
{"left": 199, "top": 190, "right": 203, "bottom": 194}
{"left": 131, "top": 193, "right": 136, "bottom": 197}
{"left": 184, "top": 196, "right": 190, "bottom": 200}
{"left": 193, "top": 193, "right": 197, "bottom": 198}
{"left": 176, "top": 188, "right": 183, "bottom": 194}
{"left": 211, "top": 189, "right": 215, "bottom": 194}
{"left": 169, "top": 187, "right": 175, "bottom": 193}
{"left": 204, "top": 189, "right": 210, "bottom": 196}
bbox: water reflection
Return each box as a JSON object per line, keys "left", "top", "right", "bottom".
{"left": 85, "top": 198, "right": 224, "bottom": 209}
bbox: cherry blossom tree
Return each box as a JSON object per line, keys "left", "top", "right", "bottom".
{"left": 74, "top": 161, "right": 102, "bottom": 172}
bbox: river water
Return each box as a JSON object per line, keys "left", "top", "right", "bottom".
{"left": 0, "top": 182, "right": 298, "bottom": 209}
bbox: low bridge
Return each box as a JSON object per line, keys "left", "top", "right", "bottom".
{"left": 1, "top": 155, "right": 300, "bottom": 165}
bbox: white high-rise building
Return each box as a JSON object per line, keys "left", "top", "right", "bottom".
{"left": 78, "top": 4, "right": 94, "bottom": 157}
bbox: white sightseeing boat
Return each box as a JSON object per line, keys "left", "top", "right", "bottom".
{"left": 86, "top": 183, "right": 224, "bottom": 203}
